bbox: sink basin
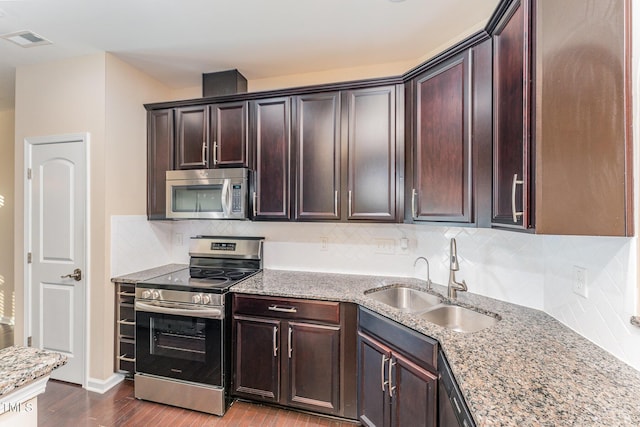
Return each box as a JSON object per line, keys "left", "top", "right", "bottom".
{"left": 419, "top": 304, "right": 499, "bottom": 333}
{"left": 366, "top": 286, "right": 442, "bottom": 313}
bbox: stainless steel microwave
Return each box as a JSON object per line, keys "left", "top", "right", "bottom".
{"left": 166, "top": 168, "right": 250, "bottom": 219}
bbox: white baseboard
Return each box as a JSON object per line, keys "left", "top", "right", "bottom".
{"left": 85, "top": 373, "right": 125, "bottom": 394}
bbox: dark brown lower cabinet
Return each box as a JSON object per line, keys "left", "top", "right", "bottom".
{"left": 358, "top": 307, "right": 438, "bottom": 427}
{"left": 232, "top": 294, "right": 357, "bottom": 419}
{"left": 286, "top": 321, "right": 341, "bottom": 411}
{"left": 233, "top": 315, "right": 281, "bottom": 402}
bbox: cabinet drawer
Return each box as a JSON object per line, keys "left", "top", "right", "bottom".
{"left": 358, "top": 307, "right": 437, "bottom": 372}
{"left": 233, "top": 294, "right": 340, "bottom": 324}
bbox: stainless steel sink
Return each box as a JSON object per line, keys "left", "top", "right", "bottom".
{"left": 366, "top": 285, "right": 442, "bottom": 313}
{"left": 419, "top": 304, "right": 499, "bottom": 333}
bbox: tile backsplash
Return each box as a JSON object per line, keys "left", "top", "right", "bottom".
{"left": 111, "top": 215, "right": 640, "bottom": 371}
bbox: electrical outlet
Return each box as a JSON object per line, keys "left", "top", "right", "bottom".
{"left": 375, "top": 238, "right": 395, "bottom": 254}
{"left": 320, "top": 237, "right": 329, "bottom": 251}
{"left": 173, "top": 233, "right": 183, "bottom": 246}
{"left": 572, "top": 266, "right": 588, "bottom": 298}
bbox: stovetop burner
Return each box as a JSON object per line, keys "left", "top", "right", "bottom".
{"left": 138, "top": 236, "right": 264, "bottom": 301}
{"left": 138, "top": 267, "right": 261, "bottom": 293}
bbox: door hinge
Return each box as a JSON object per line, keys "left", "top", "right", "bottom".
{"left": 27, "top": 336, "right": 32, "bottom": 347}
{"left": 27, "top": 168, "right": 32, "bottom": 179}
{"left": 27, "top": 252, "right": 32, "bottom": 264}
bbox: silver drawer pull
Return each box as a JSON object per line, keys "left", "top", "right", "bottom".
{"left": 118, "top": 319, "right": 135, "bottom": 326}
{"left": 268, "top": 305, "right": 298, "bottom": 313}
{"left": 119, "top": 355, "right": 135, "bottom": 363}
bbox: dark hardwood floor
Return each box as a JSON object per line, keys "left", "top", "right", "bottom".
{"left": 38, "top": 380, "right": 357, "bottom": 426}
{"left": 0, "top": 323, "right": 14, "bottom": 349}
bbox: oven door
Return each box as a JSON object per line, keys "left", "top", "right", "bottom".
{"left": 135, "top": 300, "right": 224, "bottom": 386}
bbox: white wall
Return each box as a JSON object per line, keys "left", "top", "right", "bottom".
{"left": 0, "top": 109, "right": 15, "bottom": 324}
{"left": 111, "top": 216, "right": 640, "bottom": 372}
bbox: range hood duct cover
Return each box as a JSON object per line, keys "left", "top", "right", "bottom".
{"left": 202, "top": 69, "right": 247, "bottom": 97}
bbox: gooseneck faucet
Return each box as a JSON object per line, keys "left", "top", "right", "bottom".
{"left": 447, "top": 238, "right": 467, "bottom": 299}
{"left": 413, "top": 256, "right": 432, "bottom": 290}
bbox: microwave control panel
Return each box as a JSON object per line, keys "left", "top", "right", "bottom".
{"left": 231, "top": 184, "right": 243, "bottom": 212}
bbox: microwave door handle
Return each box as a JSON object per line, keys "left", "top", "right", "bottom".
{"left": 221, "top": 180, "right": 231, "bottom": 216}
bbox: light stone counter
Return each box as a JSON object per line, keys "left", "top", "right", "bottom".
{"left": 0, "top": 346, "right": 66, "bottom": 426}
{"left": 110, "top": 264, "right": 187, "bottom": 284}
{"left": 231, "top": 269, "right": 640, "bottom": 427}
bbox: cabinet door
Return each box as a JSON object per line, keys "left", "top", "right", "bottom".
{"left": 358, "top": 331, "right": 391, "bottom": 427}
{"left": 252, "top": 97, "right": 291, "bottom": 219}
{"left": 286, "top": 321, "right": 341, "bottom": 415}
{"left": 294, "top": 93, "right": 341, "bottom": 220}
{"left": 492, "top": 0, "right": 532, "bottom": 229}
{"left": 176, "top": 105, "right": 209, "bottom": 169}
{"left": 345, "top": 86, "right": 398, "bottom": 221}
{"left": 147, "top": 109, "right": 174, "bottom": 219}
{"left": 412, "top": 53, "right": 471, "bottom": 223}
{"left": 233, "top": 315, "right": 280, "bottom": 403}
{"left": 390, "top": 352, "right": 437, "bottom": 427}
{"left": 211, "top": 101, "right": 249, "bottom": 167}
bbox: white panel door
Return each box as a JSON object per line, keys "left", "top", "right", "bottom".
{"left": 27, "top": 134, "right": 87, "bottom": 385}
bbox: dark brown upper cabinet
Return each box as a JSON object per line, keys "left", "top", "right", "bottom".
{"left": 175, "top": 105, "right": 209, "bottom": 169}
{"left": 175, "top": 102, "right": 249, "bottom": 170}
{"left": 489, "top": 0, "right": 632, "bottom": 236}
{"left": 345, "top": 86, "right": 402, "bottom": 222}
{"left": 406, "top": 39, "right": 492, "bottom": 226}
{"left": 210, "top": 101, "right": 249, "bottom": 167}
{"left": 293, "top": 92, "right": 342, "bottom": 220}
{"left": 251, "top": 97, "right": 292, "bottom": 220}
{"left": 293, "top": 86, "right": 402, "bottom": 222}
{"left": 147, "top": 109, "right": 174, "bottom": 219}
{"left": 410, "top": 53, "right": 471, "bottom": 223}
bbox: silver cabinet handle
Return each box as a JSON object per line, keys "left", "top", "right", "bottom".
{"left": 201, "top": 141, "right": 208, "bottom": 166}
{"left": 273, "top": 326, "right": 278, "bottom": 357}
{"left": 288, "top": 326, "right": 293, "bottom": 359}
{"left": 334, "top": 190, "right": 339, "bottom": 217}
{"left": 388, "top": 359, "right": 396, "bottom": 397}
{"left": 412, "top": 189, "right": 417, "bottom": 218}
{"left": 253, "top": 191, "right": 258, "bottom": 217}
{"left": 268, "top": 305, "right": 297, "bottom": 313}
{"left": 61, "top": 268, "right": 82, "bottom": 281}
{"left": 452, "top": 395, "right": 462, "bottom": 413}
{"left": 212, "top": 141, "right": 218, "bottom": 165}
{"left": 348, "top": 190, "right": 353, "bottom": 217}
{"left": 381, "top": 355, "right": 389, "bottom": 392}
{"left": 118, "top": 355, "right": 135, "bottom": 363}
{"left": 511, "top": 173, "right": 525, "bottom": 223}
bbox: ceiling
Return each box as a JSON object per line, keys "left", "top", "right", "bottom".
{"left": 0, "top": 0, "right": 500, "bottom": 111}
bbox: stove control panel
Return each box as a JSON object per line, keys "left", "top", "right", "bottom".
{"left": 136, "top": 287, "right": 224, "bottom": 307}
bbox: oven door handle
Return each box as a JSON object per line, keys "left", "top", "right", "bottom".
{"left": 135, "top": 301, "right": 224, "bottom": 319}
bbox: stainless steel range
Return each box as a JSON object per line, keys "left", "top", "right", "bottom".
{"left": 134, "top": 236, "right": 264, "bottom": 415}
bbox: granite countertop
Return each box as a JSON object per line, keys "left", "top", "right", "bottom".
{"left": 231, "top": 269, "right": 640, "bottom": 427}
{"left": 111, "top": 264, "right": 187, "bottom": 284}
{"left": 0, "top": 346, "right": 67, "bottom": 396}
{"left": 110, "top": 265, "right": 640, "bottom": 425}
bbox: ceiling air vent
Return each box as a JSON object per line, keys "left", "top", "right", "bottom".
{"left": 1, "top": 30, "right": 52, "bottom": 48}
